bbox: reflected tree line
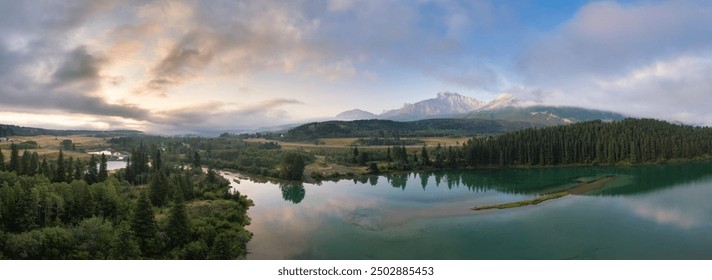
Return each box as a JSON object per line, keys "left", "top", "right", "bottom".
{"left": 276, "top": 162, "right": 712, "bottom": 204}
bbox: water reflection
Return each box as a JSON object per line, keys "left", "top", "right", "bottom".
{"left": 320, "top": 161, "right": 712, "bottom": 196}
{"left": 224, "top": 161, "right": 712, "bottom": 259}
{"left": 280, "top": 183, "right": 306, "bottom": 204}
{"left": 386, "top": 173, "right": 408, "bottom": 189}
{"left": 369, "top": 176, "right": 378, "bottom": 186}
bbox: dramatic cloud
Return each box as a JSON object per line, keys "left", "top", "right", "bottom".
{"left": 520, "top": 1, "right": 712, "bottom": 82}
{"left": 2, "top": 0, "right": 712, "bottom": 133}
{"left": 517, "top": 0, "right": 712, "bottom": 124}
{"left": 150, "top": 98, "right": 304, "bottom": 134}
{"left": 0, "top": 44, "right": 149, "bottom": 120}
{"left": 0, "top": 1, "right": 151, "bottom": 123}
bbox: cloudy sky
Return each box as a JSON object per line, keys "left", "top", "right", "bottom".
{"left": 1, "top": 0, "right": 711, "bottom": 134}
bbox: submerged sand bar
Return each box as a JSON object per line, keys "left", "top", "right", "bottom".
{"left": 472, "top": 175, "right": 616, "bottom": 211}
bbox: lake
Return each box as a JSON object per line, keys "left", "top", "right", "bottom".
{"left": 106, "top": 160, "right": 127, "bottom": 171}
{"left": 222, "top": 162, "right": 712, "bottom": 259}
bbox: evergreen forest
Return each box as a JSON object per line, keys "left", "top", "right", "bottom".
{"left": 0, "top": 143, "right": 252, "bottom": 259}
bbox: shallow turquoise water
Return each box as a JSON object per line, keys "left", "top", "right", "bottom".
{"left": 224, "top": 162, "right": 712, "bottom": 259}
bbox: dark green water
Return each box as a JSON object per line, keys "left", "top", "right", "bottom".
{"left": 224, "top": 161, "right": 712, "bottom": 259}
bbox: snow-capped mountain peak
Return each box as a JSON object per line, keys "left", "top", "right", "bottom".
{"left": 379, "top": 92, "right": 484, "bottom": 118}
{"left": 478, "top": 93, "right": 519, "bottom": 111}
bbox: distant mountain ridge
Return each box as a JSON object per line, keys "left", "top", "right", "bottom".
{"left": 285, "top": 118, "right": 541, "bottom": 140}
{"left": 379, "top": 92, "right": 484, "bottom": 120}
{"left": 334, "top": 92, "right": 626, "bottom": 126}
{"left": 0, "top": 124, "right": 142, "bottom": 137}
{"left": 335, "top": 109, "right": 377, "bottom": 120}
{"left": 465, "top": 105, "right": 626, "bottom": 126}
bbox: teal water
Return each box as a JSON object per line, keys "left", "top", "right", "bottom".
{"left": 223, "top": 162, "right": 712, "bottom": 259}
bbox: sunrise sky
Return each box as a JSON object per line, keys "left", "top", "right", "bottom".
{"left": 1, "top": 0, "right": 711, "bottom": 134}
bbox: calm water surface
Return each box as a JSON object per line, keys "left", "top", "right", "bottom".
{"left": 105, "top": 161, "right": 127, "bottom": 171}
{"left": 223, "top": 162, "right": 712, "bottom": 259}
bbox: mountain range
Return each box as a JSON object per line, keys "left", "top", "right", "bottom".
{"left": 335, "top": 92, "right": 626, "bottom": 126}
{"left": 0, "top": 124, "right": 142, "bottom": 137}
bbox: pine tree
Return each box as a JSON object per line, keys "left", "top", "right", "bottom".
{"left": 153, "top": 149, "right": 162, "bottom": 171}
{"left": 98, "top": 153, "right": 108, "bottom": 182}
{"left": 85, "top": 155, "right": 99, "bottom": 185}
{"left": 109, "top": 221, "right": 142, "bottom": 259}
{"left": 352, "top": 147, "right": 359, "bottom": 163}
{"left": 40, "top": 158, "right": 50, "bottom": 177}
{"left": 192, "top": 151, "right": 201, "bottom": 169}
{"left": 28, "top": 152, "right": 39, "bottom": 176}
{"left": 165, "top": 195, "right": 190, "bottom": 249}
{"left": 209, "top": 229, "right": 250, "bottom": 259}
{"left": 15, "top": 185, "right": 37, "bottom": 232}
{"left": 447, "top": 146, "right": 456, "bottom": 167}
{"left": 19, "top": 150, "right": 31, "bottom": 176}
{"left": 421, "top": 145, "right": 430, "bottom": 166}
{"left": 434, "top": 144, "right": 444, "bottom": 168}
{"left": 149, "top": 171, "right": 169, "bottom": 207}
{"left": 66, "top": 157, "right": 74, "bottom": 182}
{"left": 9, "top": 143, "right": 19, "bottom": 172}
{"left": 0, "top": 147, "right": 4, "bottom": 171}
{"left": 74, "top": 158, "right": 83, "bottom": 181}
{"left": 131, "top": 192, "right": 158, "bottom": 256}
{"left": 368, "top": 162, "right": 379, "bottom": 174}
{"left": 358, "top": 151, "right": 369, "bottom": 166}
{"left": 54, "top": 150, "right": 66, "bottom": 183}
{"left": 124, "top": 156, "right": 134, "bottom": 183}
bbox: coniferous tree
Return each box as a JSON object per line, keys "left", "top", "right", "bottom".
{"left": 85, "top": 155, "right": 99, "bottom": 185}
{"left": 208, "top": 232, "right": 239, "bottom": 259}
{"left": 358, "top": 151, "right": 369, "bottom": 166}
{"left": 74, "top": 158, "right": 83, "bottom": 181}
{"left": 421, "top": 145, "right": 430, "bottom": 166}
{"left": 98, "top": 153, "right": 108, "bottom": 182}
{"left": 447, "top": 146, "right": 457, "bottom": 167}
{"left": 28, "top": 152, "right": 39, "bottom": 176}
{"left": 192, "top": 151, "right": 201, "bottom": 169}
{"left": 131, "top": 192, "right": 158, "bottom": 256}
{"left": 149, "top": 171, "right": 169, "bottom": 207}
{"left": 40, "top": 158, "right": 50, "bottom": 177}
{"left": 9, "top": 143, "right": 19, "bottom": 172}
{"left": 153, "top": 149, "right": 162, "bottom": 171}
{"left": 165, "top": 195, "right": 190, "bottom": 249}
{"left": 15, "top": 186, "right": 37, "bottom": 232}
{"left": 368, "top": 162, "right": 379, "bottom": 174}
{"left": 19, "top": 150, "right": 30, "bottom": 176}
{"left": 352, "top": 146, "right": 359, "bottom": 164}
{"left": 126, "top": 144, "right": 150, "bottom": 185}
{"left": 0, "top": 147, "right": 5, "bottom": 171}
{"left": 66, "top": 157, "right": 74, "bottom": 182}
{"left": 110, "top": 221, "right": 142, "bottom": 260}
{"left": 124, "top": 156, "right": 134, "bottom": 183}
{"left": 54, "top": 150, "right": 66, "bottom": 183}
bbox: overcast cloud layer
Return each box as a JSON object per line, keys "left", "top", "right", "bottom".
{"left": 1, "top": 0, "right": 711, "bottom": 133}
